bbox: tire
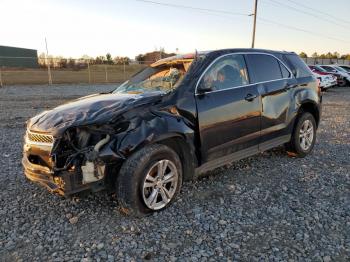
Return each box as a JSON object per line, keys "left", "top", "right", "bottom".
{"left": 338, "top": 79, "right": 347, "bottom": 87}
{"left": 286, "top": 112, "right": 317, "bottom": 157}
{"left": 116, "top": 144, "right": 183, "bottom": 217}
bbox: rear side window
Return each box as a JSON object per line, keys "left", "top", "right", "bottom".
{"left": 279, "top": 62, "right": 291, "bottom": 78}
{"left": 285, "top": 54, "right": 312, "bottom": 77}
{"left": 246, "top": 54, "right": 283, "bottom": 83}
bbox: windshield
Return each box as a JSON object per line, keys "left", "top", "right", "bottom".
{"left": 340, "top": 66, "right": 350, "bottom": 72}
{"left": 313, "top": 66, "right": 326, "bottom": 72}
{"left": 114, "top": 59, "right": 193, "bottom": 94}
{"left": 321, "top": 66, "right": 335, "bottom": 72}
{"left": 334, "top": 66, "right": 347, "bottom": 73}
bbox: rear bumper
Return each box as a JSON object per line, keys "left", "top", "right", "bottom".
{"left": 321, "top": 80, "right": 337, "bottom": 89}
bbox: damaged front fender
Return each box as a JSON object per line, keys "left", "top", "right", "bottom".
{"left": 105, "top": 107, "right": 198, "bottom": 180}
{"left": 43, "top": 104, "right": 197, "bottom": 195}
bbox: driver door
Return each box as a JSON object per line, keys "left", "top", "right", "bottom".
{"left": 195, "top": 54, "right": 261, "bottom": 163}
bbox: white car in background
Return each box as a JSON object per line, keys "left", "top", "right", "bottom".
{"left": 309, "top": 66, "right": 338, "bottom": 91}
{"left": 311, "top": 71, "right": 337, "bottom": 91}
{"left": 337, "top": 65, "right": 350, "bottom": 73}
{"left": 319, "top": 65, "right": 350, "bottom": 86}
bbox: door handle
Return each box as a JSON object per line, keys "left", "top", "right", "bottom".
{"left": 284, "top": 84, "right": 297, "bottom": 91}
{"left": 245, "top": 93, "right": 257, "bottom": 101}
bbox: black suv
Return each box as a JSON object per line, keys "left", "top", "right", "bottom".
{"left": 23, "top": 49, "right": 321, "bottom": 216}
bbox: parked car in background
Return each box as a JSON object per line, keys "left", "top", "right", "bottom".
{"left": 309, "top": 68, "right": 336, "bottom": 91}
{"left": 23, "top": 49, "right": 321, "bottom": 216}
{"left": 332, "top": 65, "right": 350, "bottom": 76}
{"left": 310, "top": 65, "right": 346, "bottom": 87}
{"left": 319, "top": 65, "right": 350, "bottom": 86}
{"left": 338, "top": 65, "right": 350, "bottom": 73}
{"left": 309, "top": 65, "right": 340, "bottom": 85}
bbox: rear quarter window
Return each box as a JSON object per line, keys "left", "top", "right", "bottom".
{"left": 245, "top": 54, "right": 283, "bottom": 83}
{"left": 279, "top": 62, "right": 291, "bottom": 78}
{"left": 285, "top": 54, "right": 312, "bottom": 78}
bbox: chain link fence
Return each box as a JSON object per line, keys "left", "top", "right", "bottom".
{"left": 301, "top": 57, "right": 350, "bottom": 66}
{"left": 0, "top": 57, "right": 153, "bottom": 86}
{"left": 1, "top": 56, "right": 350, "bottom": 87}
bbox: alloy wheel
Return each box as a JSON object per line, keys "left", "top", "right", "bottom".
{"left": 142, "top": 159, "right": 179, "bottom": 210}
{"left": 299, "top": 119, "right": 314, "bottom": 151}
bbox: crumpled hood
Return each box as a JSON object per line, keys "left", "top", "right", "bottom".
{"left": 28, "top": 91, "right": 163, "bottom": 136}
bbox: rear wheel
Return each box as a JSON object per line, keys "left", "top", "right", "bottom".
{"left": 116, "top": 144, "right": 182, "bottom": 217}
{"left": 338, "top": 79, "right": 347, "bottom": 87}
{"left": 286, "top": 112, "right": 316, "bottom": 157}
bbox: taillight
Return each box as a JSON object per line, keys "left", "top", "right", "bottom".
{"left": 316, "top": 78, "right": 322, "bottom": 95}
{"left": 316, "top": 77, "right": 321, "bottom": 87}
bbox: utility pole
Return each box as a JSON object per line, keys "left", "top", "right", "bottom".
{"left": 0, "top": 66, "right": 3, "bottom": 88}
{"left": 251, "top": 0, "right": 258, "bottom": 48}
{"left": 45, "top": 37, "right": 53, "bottom": 85}
{"left": 87, "top": 60, "right": 91, "bottom": 83}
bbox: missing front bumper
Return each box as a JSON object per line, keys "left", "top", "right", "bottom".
{"left": 22, "top": 156, "right": 105, "bottom": 196}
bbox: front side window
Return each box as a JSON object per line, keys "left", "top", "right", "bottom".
{"left": 200, "top": 54, "right": 249, "bottom": 91}
{"left": 246, "top": 54, "right": 284, "bottom": 83}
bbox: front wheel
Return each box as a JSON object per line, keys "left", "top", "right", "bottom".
{"left": 286, "top": 112, "right": 317, "bottom": 157}
{"left": 116, "top": 144, "right": 182, "bottom": 217}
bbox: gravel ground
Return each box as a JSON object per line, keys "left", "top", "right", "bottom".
{"left": 0, "top": 84, "right": 349, "bottom": 261}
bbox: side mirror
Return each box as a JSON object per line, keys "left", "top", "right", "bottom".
{"left": 197, "top": 81, "right": 213, "bottom": 93}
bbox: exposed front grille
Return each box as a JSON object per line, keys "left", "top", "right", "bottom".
{"left": 27, "top": 130, "right": 54, "bottom": 144}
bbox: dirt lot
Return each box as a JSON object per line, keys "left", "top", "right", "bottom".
{"left": 0, "top": 84, "right": 349, "bottom": 261}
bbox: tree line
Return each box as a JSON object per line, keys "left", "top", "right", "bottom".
{"left": 299, "top": 52, "right": 350, "bottom": 60}
{"left": 38, "top": 47, "right": 176, "bottom": 69}
{"left": 38, "top": 53, "right": 132, "bottom": 69}
{"left": 38, "top": 50, "right": 350, "bottom": 70}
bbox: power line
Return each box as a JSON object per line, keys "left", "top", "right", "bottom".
{"left": 259, "top": 17, "right": 350, "bottom": 43}
{"left": 135, "top": 0, "right": 350, "bottom": 44}
{"left": 264, "top": 0, "right": 350, "bottom": 31}
{"left": 135, "top": 0, "right": 249, "bottom": 16}
{"left": 284, "top": 0, "right": 350, "bottom": 26}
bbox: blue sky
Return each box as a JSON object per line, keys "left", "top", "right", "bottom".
{"left": 1, "top": 0, "right": 349, "bottom": 58}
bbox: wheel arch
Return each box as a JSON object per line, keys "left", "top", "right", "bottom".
{"left": 108, "top": 109, "right": 199, "bottom": 182}
{"left": 155, "top": 135, "right": 198, "bottom": 181}
{"left": 297, "top": 100, "right": 320, "bottom": 127}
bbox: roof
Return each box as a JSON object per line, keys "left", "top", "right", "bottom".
{"left": 151, "top": 51, "right": 209, "bottom": 67}
{"left": 152, "top": 48, "right": 295, "bottom": 67}
{"left": 0, "top": 45, "right": 37, "bottom": 52}
{"left": 206, "top": 48, "right": 295, "bottom": 55}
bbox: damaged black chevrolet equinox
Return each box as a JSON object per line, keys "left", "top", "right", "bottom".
{"left": 23, "top": 49, "right": 321, "bottom": 216}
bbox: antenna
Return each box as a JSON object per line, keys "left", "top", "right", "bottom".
{"left": 45, "top": 37, "right": 53, "bottom": 85}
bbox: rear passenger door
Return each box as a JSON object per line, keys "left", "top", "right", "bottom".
{"left": 245, "top": 53, "right": 297, "bottom": 150}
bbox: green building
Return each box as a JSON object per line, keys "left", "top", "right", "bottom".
{"left": 0, "top": 45, "right": 38, "bottom": 68}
